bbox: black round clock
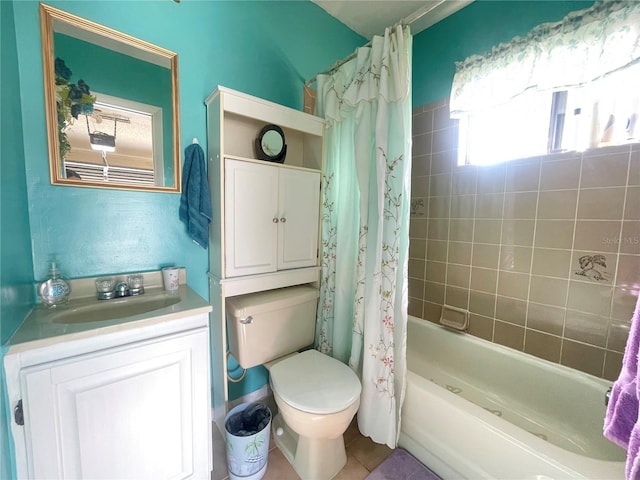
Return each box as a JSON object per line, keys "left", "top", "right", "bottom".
{"left": 255, "top": 124, "right": 287, "bottom": 163}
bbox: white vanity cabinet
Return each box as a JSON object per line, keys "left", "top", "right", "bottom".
{"left": 5, "top": 311, "right": 212, "bottom": 480}
{"left": 224, "top": 158, "right": 320, "bottom": 277}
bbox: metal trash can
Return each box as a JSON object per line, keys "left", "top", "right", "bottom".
{"left": 225, "top": 402, "right": 272, "bottom": 480}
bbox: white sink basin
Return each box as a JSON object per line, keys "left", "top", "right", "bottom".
{"left": 50, "top": 293, "right": 182, "bottom": 324}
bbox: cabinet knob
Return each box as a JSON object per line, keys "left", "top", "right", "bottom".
{"left": 272, "top": 218, "right": 279, "bottom": 223}
{"left": 280, "top": 217, "right": 286, "bottom": 223}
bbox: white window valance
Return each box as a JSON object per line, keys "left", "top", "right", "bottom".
{"left": 450, "top": 0, "right": 640, "bottom": 117}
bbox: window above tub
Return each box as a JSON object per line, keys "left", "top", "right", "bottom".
{"left": 450, "top": 0, "right": 640, "bottom": 166}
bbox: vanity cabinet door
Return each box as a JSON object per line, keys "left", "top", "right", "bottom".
{"left": 20, "top": 327, "right": 210, "bottom": 480}
{"left": 224, "top": 158, "right": 319, "bottom": 277}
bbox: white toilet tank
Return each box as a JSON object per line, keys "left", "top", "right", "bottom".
{"left": 226, "top": 285, "right": 319, "bottom": 369}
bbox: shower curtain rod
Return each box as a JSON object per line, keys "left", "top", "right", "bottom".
{"left": 304, "top": 0, "right": 446, "bottom": 87}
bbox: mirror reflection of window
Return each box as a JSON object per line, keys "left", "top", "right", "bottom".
{"left": 41, "top": 4, "right": 181, "bottom": 192}
{"left": 63, "top": 93, "right": 164, "bottom": 186}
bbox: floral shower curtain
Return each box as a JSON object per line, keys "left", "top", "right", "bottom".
{"left": 314, "top": 25, "right": 412, "bottom": 448}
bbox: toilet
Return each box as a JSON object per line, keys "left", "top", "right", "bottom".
{"left": 226, "top": 285, "right": 362, "bottom": 480}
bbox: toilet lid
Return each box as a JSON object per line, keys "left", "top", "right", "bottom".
{"left": 270, "top": 349, "right": 361, "bottom": 414}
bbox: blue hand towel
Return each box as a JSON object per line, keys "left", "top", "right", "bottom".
{"left": 179, "top": 143, "right": 212, "bottom": 247}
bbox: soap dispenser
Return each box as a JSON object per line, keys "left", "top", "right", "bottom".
{"left": 38, "top": 260, "right": 71, "bottom": 307}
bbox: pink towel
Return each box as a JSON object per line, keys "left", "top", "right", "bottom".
{"left": 604, "top": 293, "right": 640, "bottom": 479}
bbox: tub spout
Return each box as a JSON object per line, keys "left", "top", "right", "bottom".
{"left": 605, "top": 387, "right": 612, "bottom": 406}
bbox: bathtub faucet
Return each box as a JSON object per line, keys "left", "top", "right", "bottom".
{"left": 605, "top": 387, "right": 612, "bottom": 406}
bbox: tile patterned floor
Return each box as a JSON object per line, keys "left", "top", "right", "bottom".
{"left": 213, "top": 402, "right": 394, "bottom": 480}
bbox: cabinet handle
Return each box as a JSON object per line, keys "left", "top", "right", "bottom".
{"left": 14, "top": 400, "right": 24, "bottom": 426}
{"left": 272, "top": 218, "right": 279, "bottom": 223}
{"left": 280, "top": 217, "right": 286, "bottom": 223}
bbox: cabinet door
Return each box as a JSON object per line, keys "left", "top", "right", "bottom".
{"left": 21, "top": 328, "right": 210, "bottom": 480}
{"left": 277, "top": 168, "right": 320, "bottom": 270}
{"left": 225, "top": 159, "right": 279, "bottom": 277}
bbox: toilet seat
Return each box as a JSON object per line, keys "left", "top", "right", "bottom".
{"left": 270, "top": 349, "right": 361, "bottom": 415}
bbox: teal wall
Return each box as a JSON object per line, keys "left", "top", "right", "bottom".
{"left": 54, "top": 33, "right": 175, "bottom": 180}
{"left": 12, "top": 0, "right": 363, "bottom": 295}
{"left": 412, "top": 0, "right": 595, "bottom": 107}
{"left": 1, "top": 0, "right": 35, "bottom": 345}
{"left": 1, "top": 1, "right": 36, "bottom": 477}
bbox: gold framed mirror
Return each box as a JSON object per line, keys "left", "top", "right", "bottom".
{"left": 40, "top": 3, "right": 181, "bottom": 192}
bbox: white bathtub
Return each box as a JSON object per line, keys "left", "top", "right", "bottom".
{"left": 399, "top": 316, "right": 626, "bottom": 479}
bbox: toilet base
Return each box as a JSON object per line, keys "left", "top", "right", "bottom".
{"left": 272, "top": 414, "right": 347, "bottom": 480}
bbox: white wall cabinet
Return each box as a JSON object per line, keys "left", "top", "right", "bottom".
{"left": 205, "top": 86, "right": 325, "bottom": 429}
{"left": 205, "top": 86, "right": 325, "bottom": 289}
{"left": 6, "top": 313, "right": 211, "bottom": 480}
{"left": 224, "top": 158, "right": 320, "bottom": 277}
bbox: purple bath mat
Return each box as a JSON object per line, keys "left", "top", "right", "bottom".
{"left": 366, "top": 448, "right": 441, "bottom": 480}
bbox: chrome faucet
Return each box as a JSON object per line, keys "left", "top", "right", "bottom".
{"left": 115, "top": 282, "right": 130, "bottom": 298}
{"left": 96, "top": 274, "right": 144, "bottom": 300}
{"left": 605, "top": 386, "right": 612, "bottom": 406}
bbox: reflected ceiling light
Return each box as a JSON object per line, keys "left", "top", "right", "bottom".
{"left": 89, "top": 131, "right": 116, "bottom": 152}
{"left": 85, "top": 113, "right": 127, "bottom": 153}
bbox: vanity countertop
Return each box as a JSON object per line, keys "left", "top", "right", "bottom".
{"left": 6, "top": 270, "right": 212, "bottom": 355}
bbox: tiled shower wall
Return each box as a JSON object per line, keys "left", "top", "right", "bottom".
{"left": 408, "top": 98, "right": 640, "bottom": 381}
